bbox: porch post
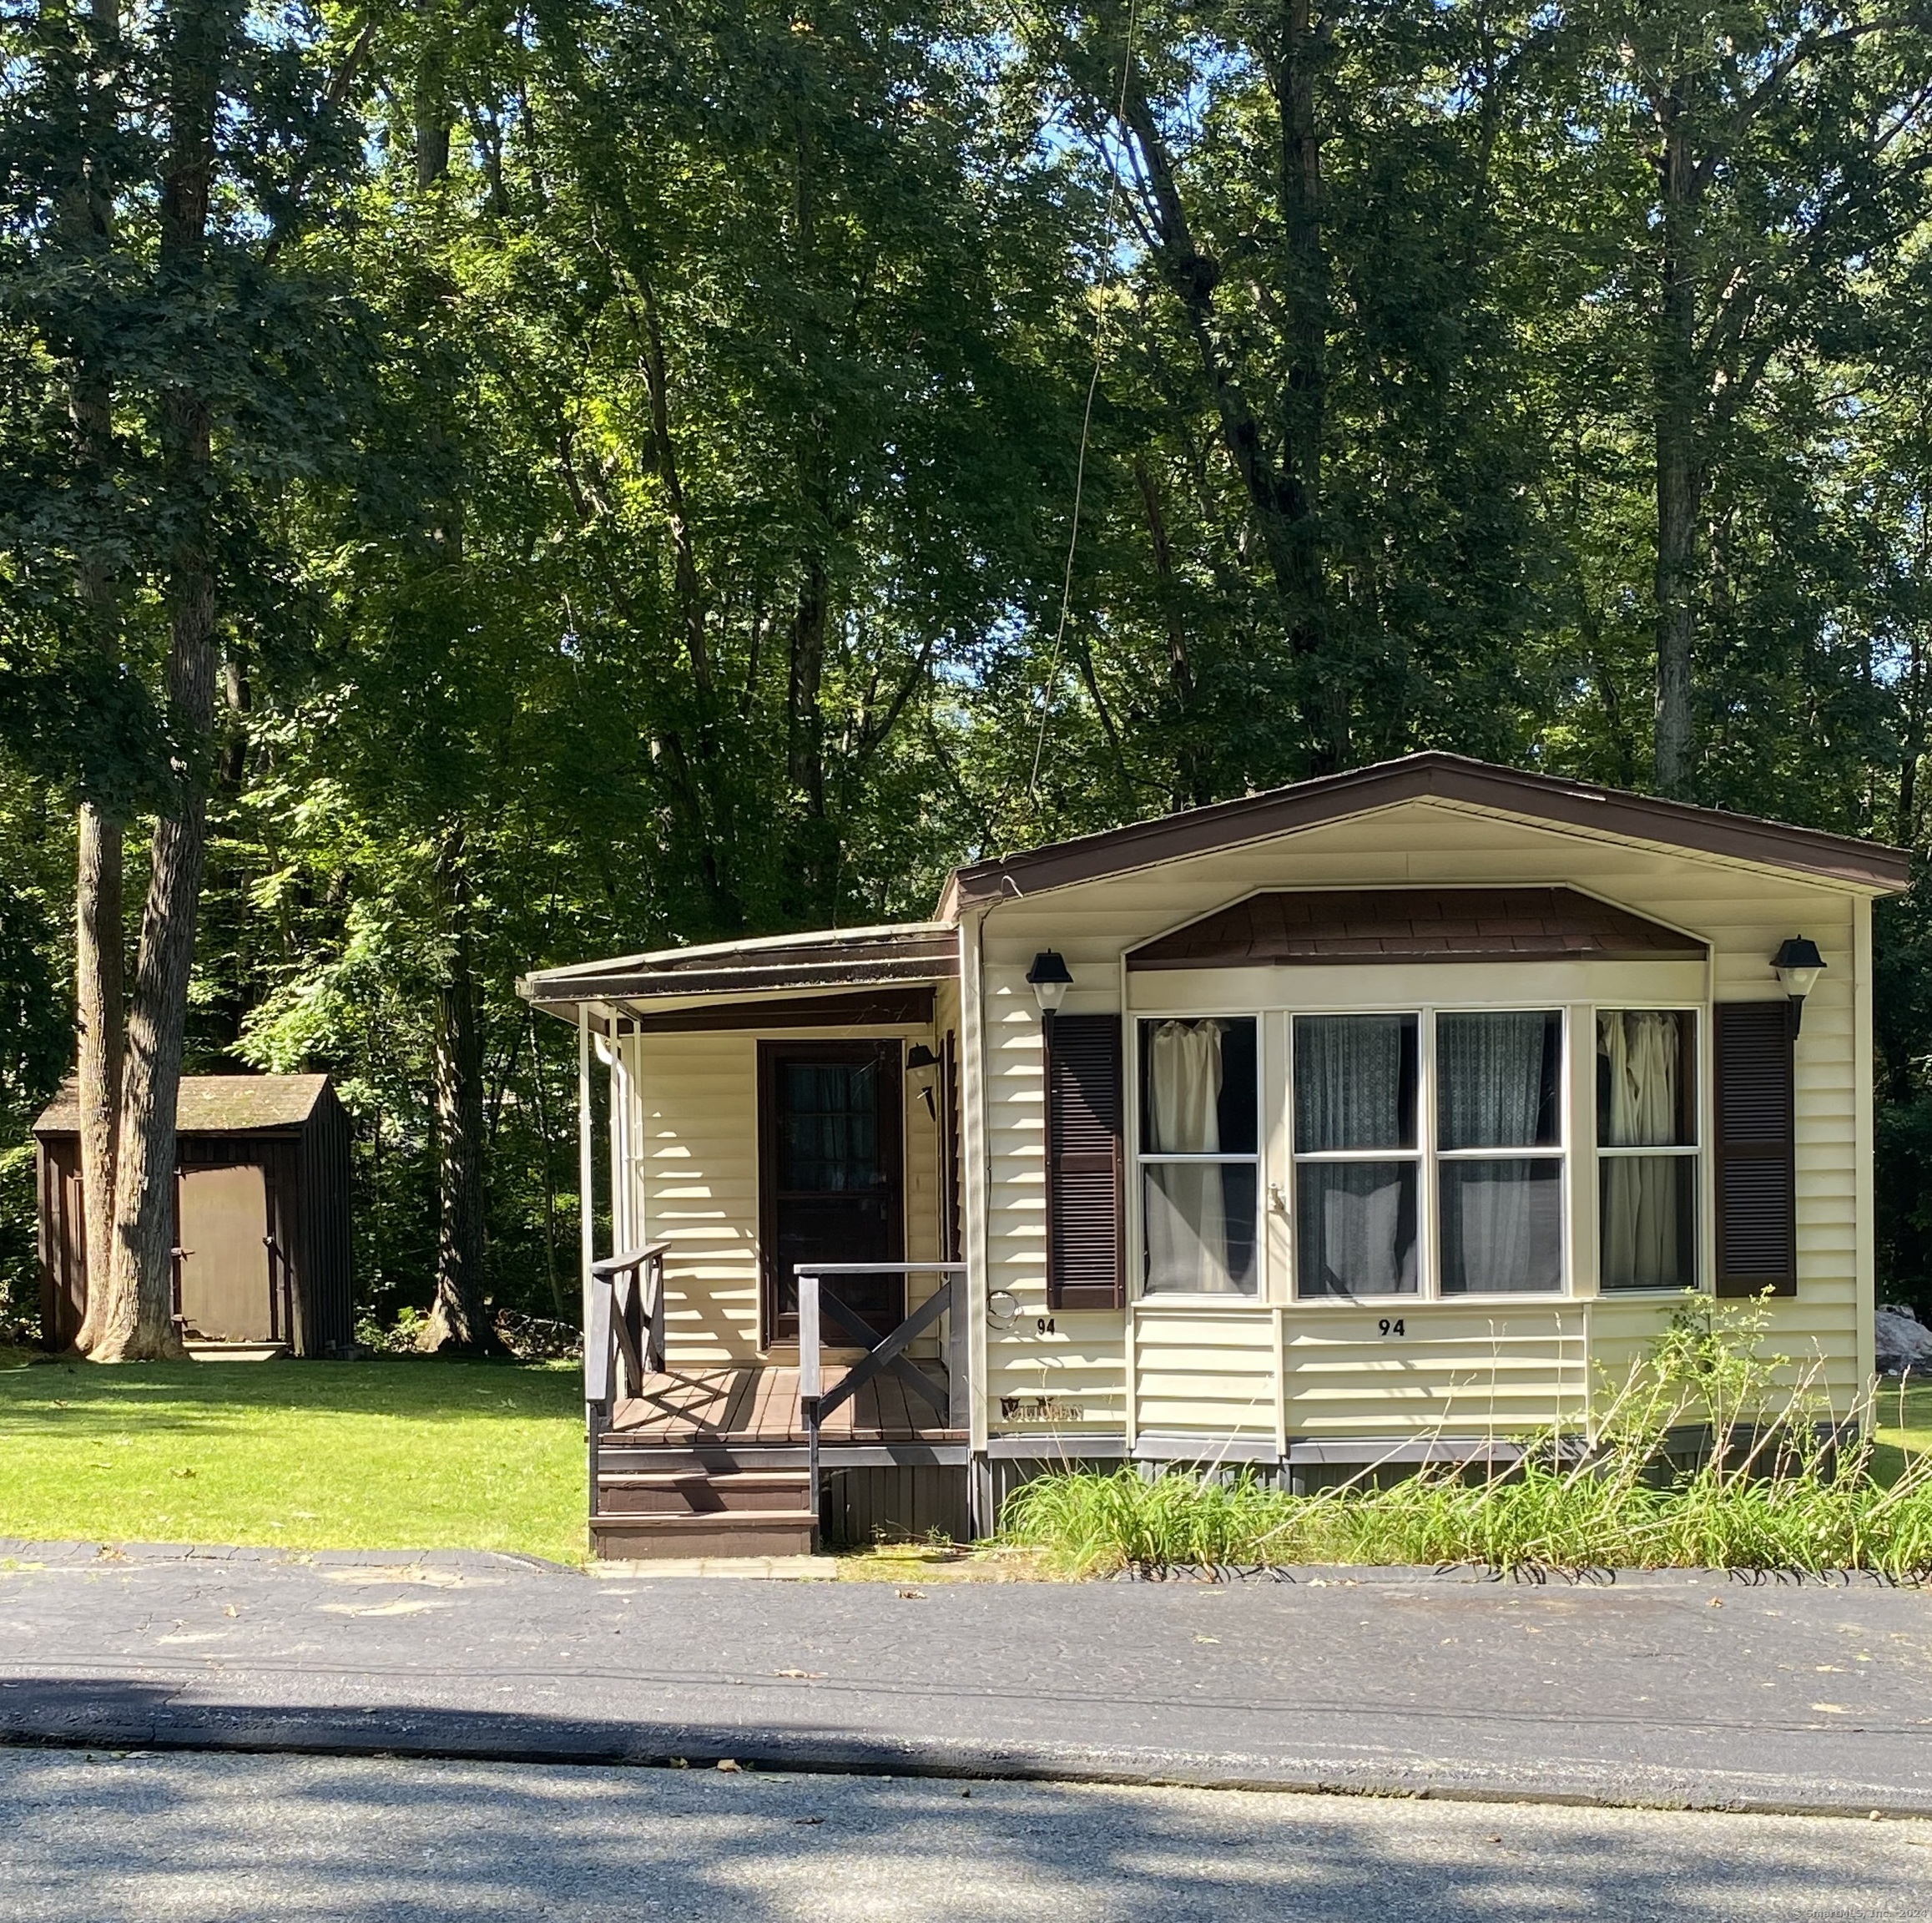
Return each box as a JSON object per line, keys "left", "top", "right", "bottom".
{"left": 578, "top": 1003, "right": 595, "bottom": 1333}
{"left": 958, "top": 907, "right": 992, "bottom": 1532}
{"left": 607, "top": 1012, "right": 629, "bottom": 1252}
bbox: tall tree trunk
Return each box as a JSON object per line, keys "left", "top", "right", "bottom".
{"left": 1110, "top": 9, "right": 1335, "bottom": 769}
{"left": 98, "top": 545, "right": 213, "bottom": 1363}
{"left": 61, "top": 0, "right": 126, "bottom": 1352}
{"left": 72, "top": 804, "right": 121, "bottom": 1351}
{"left": 93, "top": 0, "right": 230, "bottom": 1363}
{"left": 786, "top": 553, "right": 828, "bottom": 818}
{"left": 1652, "top": 83, "right": 1701, "bottom": 795}
{"left": 420, "top": 830, "right": 499, "bottom": 1353}
{"left": 1270, "top": 0, "right": 1336, "bottom": 765}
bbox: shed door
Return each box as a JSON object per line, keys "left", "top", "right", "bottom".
{"left": 178, "top": 1163, "right": 274, "bottom": 1342}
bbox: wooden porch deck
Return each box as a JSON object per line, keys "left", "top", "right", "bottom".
{"left": 610, "top": 1363, "right": 965, "bottom": 1446}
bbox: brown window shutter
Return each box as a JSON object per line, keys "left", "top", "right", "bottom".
{"left": 1714, "top": 1002, "right": 1798, "bottom": 1297}
{"left": 1046, "top": 1012, "right": 1125, "bottom": 1310}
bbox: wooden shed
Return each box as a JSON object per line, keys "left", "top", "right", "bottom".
{"left": 34, "top": 1074, "right": 354, "bottom": 1359}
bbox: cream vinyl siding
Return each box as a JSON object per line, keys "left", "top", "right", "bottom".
{"left": 976, "top": 795, "right": 1873, "bottom": 1441}
{"left": 623, "top": 1021, "right": 948, "bottom": 1367}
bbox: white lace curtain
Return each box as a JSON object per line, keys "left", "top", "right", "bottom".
{"left": 1437, "top": 1012, "right": 1551, "bottom": 1148}
{"left": 1294, "top": 1016, "right": 1415, "bottom": 1295}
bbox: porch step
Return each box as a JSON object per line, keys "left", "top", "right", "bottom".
{"left": 590, "top": 1509, "right": 817, "bottom": 1561}
{"left": 595, "top": 1469, "right": 811, "bottom": 1517}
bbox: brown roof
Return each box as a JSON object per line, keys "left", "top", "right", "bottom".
{"left": 34, "top": 1074, "right": 333, "bottom": 1138}
{"left": 941, "top": 753, "right": 1912, "bottom": 912}
{"left": 1129, "top": 888, "right": 1708, "bottom": 968}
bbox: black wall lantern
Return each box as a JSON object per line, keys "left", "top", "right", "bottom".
{"left": 1772, "top": 936, "right": 1826, "bottom": 1035}
{"left": 904, "top": 1042, "right": 940, "bottom": 1119}
{"left": 1025, "top": 950, "right": 1073, "bottom": 1017}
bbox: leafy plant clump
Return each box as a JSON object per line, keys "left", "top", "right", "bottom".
{"left": 1000, "top": 1298, "right": 1932, "bottom": 1579}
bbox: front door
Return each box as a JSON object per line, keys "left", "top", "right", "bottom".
{"left": 177, "top": 1163, "right": 275, "bottom": 1341}
{"left": 760, "top": 1040, "right": 904, "bottom": 1345}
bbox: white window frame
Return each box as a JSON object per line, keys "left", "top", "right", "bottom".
{"left": 1131, "top": 1012, "right": 1264, "bottom": 1302}
{"left": 1289, "top": 1010, "right": 1425, "bottom": 1301}
{"left": 1592, "top": 1004, "right": 1702, "bottom": 1295}
{"left": 1288, "top": 1004, "right": 1571, "bottom": 1304}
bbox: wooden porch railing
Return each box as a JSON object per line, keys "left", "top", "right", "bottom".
{"left": 584, "top": 1242, "right": 671, "bottom": 1469}
{"left": 795, "top": 1261, "right": 968, "bottom": 1519}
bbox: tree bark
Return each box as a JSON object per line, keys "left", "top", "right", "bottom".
{"left": 787, "top": 553, "right": 829, "bottom": 819}
{"left": 92, "top": 0, "right": 231, "bottom": 1363}
{"left": 60, "top": 0, "right": 126, "bottom": 1352}
{"left": 97, "top": 544, "right": 212, "bottom": 1363}
{"left": 1109, "top": 8, "right": 1336, "bottom": 768}
{"left": 72, "top": 804, "right": 122, "bottom": 1351}
{"left": 419, "top": 830, "right": 499, "bottom": 1353}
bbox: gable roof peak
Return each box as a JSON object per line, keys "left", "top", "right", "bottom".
{"left": 940, "top": 750, "right": 1909, "bottom": 913}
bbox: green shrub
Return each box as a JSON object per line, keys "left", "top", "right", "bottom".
{"left": 1000, "top": 1295, "right": 1932, "bottom": 1577}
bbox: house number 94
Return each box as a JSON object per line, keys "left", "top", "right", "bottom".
{"left": 1377, "top": 1318, "right": 1405, "bottom": 1337}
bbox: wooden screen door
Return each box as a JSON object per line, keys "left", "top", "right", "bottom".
{"left": 177, "top": 1163, "right": 274, "bottom": 1342}
{"left": 760, "top": 1040, "right": 904, "bottom": 1345}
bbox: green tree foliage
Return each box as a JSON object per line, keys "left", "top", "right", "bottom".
{"left": 3, "top": 0, "right": 1932, "bottom": 1334}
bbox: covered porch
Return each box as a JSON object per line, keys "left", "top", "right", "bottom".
{"left": 519, "top": 923, "right": 973, "bottom": 1558}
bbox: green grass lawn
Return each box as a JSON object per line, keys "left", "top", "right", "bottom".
{"left": 0, "top": 1352, "right": 588, "bottom": 1563}
{"left": 1872, "top": 1377, "right": 1932, "bottom": 1486}
{"left": 3, "top": 1352, "right": 1928, "bottom": 1570}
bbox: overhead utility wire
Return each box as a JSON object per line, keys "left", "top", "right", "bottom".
{"left": 1022, "top": 0, "right": 1142, "bottom": 808}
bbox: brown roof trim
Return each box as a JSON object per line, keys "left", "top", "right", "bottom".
{"left": 942, "top": 754, "right": 1912, "bottom": 911}
{"left": 522, "top": 927, "right": 957, "bottom": 1012}
{"left": 623, "top": 987, "right": 936, "bottom": 1033}
{"left": 1128, "top": 888, "right": 1708, "bottom": 968}
{"left": 524, "top": 957, "right": 956, "bottom": 1012}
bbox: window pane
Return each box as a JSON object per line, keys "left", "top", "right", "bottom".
{"left": 1597, "top": 1010, "right": 1695, "bottom": 1147}
{"left": 1440, "top": 1159, "right": 1563, "bottom": 1294}
{"left": 1438, "top": 1012, "right": 1561, "bottom": 1149}
{"left": 1601, "top": 1154, "right": 1696, "bottom": 1290}
{"left": 1144, "top": 1163, "right": 1258, "bottom": 1295}
{"left": 1141, "top": 1018, "right": 1258, "bottom": 1156}
{"left": 779, "top": 1062, "right": 881, "bottom": 1191}
{"left": 1295, "top": 1161, "right": 1418, "bottom": 1296}
{"left": 1294, "top": 1014, "right": 1417, "bottom": 1152}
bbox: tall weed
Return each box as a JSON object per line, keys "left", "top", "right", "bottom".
{"left": 999, "top": 1295, "right": 1932, "bottom": 1577}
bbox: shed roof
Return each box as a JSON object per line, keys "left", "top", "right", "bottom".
{"left": 34, "top": 1074, "right": 334, "bottom": 1138}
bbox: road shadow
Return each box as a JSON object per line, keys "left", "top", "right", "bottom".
{"left": 0, "top": 1698, "right": 1917, "bottom": 1922}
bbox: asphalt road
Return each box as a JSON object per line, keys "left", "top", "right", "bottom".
{"left": 3, "top": 1748, "right": 1928, "bottom": 1921}
{"left": 3, "top": 1543, "right": 1931, "bottom": 1814}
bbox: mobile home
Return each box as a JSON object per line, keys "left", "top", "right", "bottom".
{"left": 519, "top": 753, "right": 1908, "bottom": 1557}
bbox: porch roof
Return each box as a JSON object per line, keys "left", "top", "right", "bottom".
{"left": 519, "top": 921, "right": 958, "bottom": 1025}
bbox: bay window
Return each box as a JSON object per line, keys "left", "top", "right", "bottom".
{"left": 1139, "top": 1017, "right": 1259, "bottom": 1295}
{"left": 1292, "top": 1008, "right": 1566, "bottom": 1300}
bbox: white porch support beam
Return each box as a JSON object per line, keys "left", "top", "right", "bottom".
{"left": 578, "top": 1002, "right": 595, "bottom": 1332}
{"left": 608, "top": 1012, "right": 630, "bottom": 1254}
{"left": 959, "top": 907, "right": 991, "bottom": 1470}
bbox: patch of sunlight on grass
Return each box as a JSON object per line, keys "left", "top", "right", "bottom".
{"left": 1871, "top": 1378, "right": 1932, "bottom": 1487}
{"left": 0, "top": 1354, "right": 586, "bottom": 1562}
